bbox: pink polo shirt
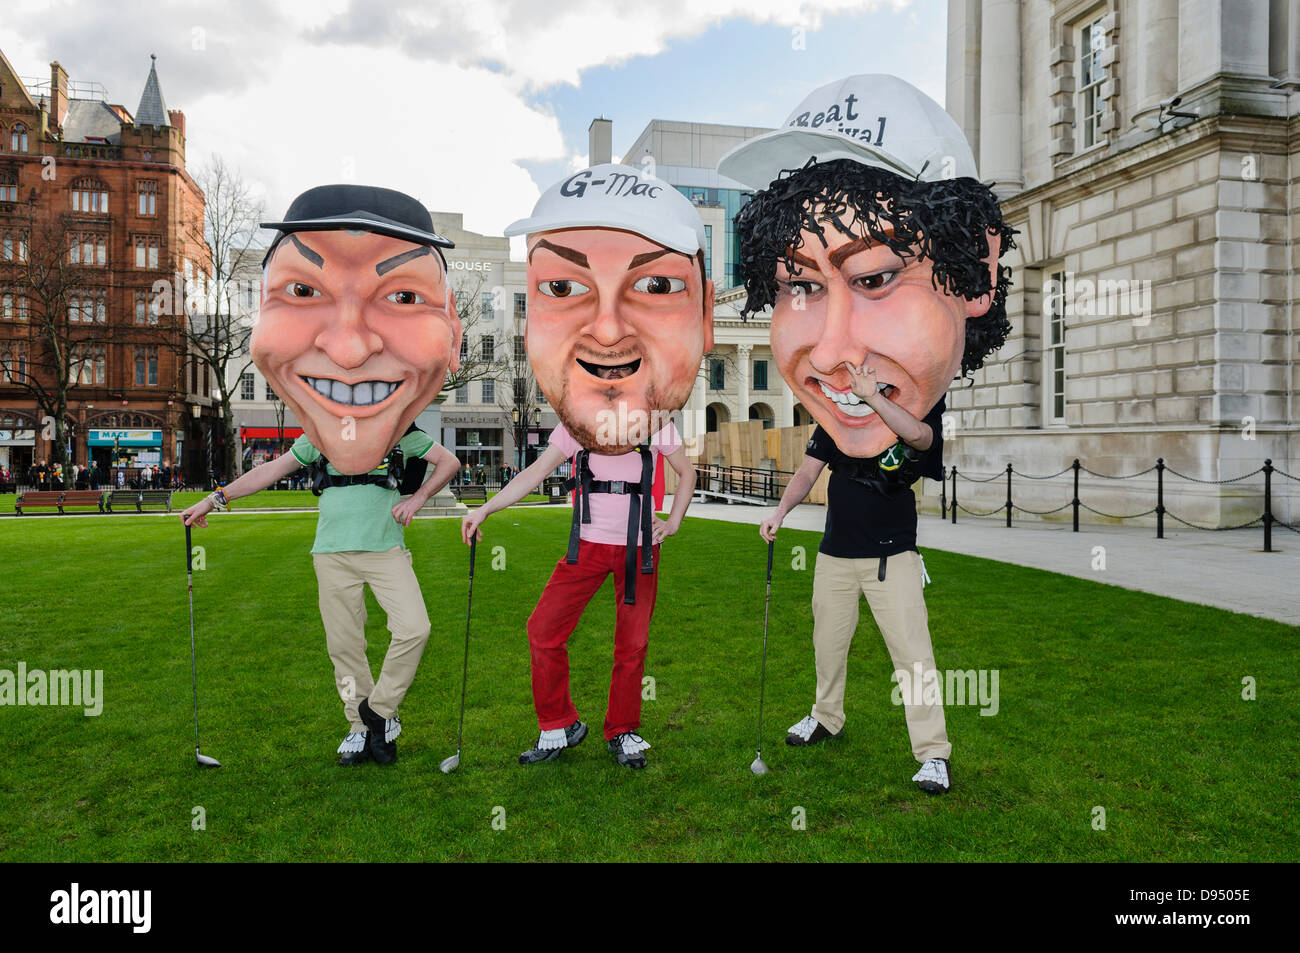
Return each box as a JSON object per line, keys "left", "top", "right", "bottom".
{"left": 549, "top": 421, "right": 681, "bottom": 547}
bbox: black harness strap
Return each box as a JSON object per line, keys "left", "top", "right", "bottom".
{"left": 878, "top": 555, "right": 888, "bottom": 582}
{"left": 560, "top": 443, "right": 655, "bottom": 605}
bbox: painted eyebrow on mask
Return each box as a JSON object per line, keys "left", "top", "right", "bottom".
{"left": 375, "top": 245, "right": 435, "bottom": 276}
{"left": 626, "top": 248, "right": 681, "bottom": 270}
{"left": 788, "top": 236, "right": 903, "bottom": 272}
{"left": 528, "top": 239, "right": 589, "bottom": 268}
{"left": 289, "top": 234, "right": 324, "bottom": 269}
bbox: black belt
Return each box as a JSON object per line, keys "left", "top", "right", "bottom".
{"left": 561, "top": 446, "right": 655, "bottom": 605}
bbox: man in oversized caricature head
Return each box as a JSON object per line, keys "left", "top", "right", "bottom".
{"left": 461, "top": 164, "right": 713, "bottom": 769}
{"left": 181, "top": 185, "right": 464, "bottom": 768}
{"left": 724, "top": 75, "right": 1016, "bottom": 795}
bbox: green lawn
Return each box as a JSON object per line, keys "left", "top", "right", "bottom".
{"left": 0, "top": 489, "right": 550, "bottom": 514}
{"left": 0, "top": 508, "right": 1295, "bottom": 862}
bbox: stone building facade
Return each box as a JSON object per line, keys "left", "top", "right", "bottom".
{"left": 941, "top": 0, "right": 1298, "bottom": 526}
{"left": 0, "top": 48, "right": 212, "bottom": 482}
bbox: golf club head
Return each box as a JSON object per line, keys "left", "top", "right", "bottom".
{"left": 750, "top": 754, "right": 769, "bottom": 776}
{"left": 196, "top": 751, "right": 221, "bottom": 768}
{"left": 439, "top": 753, "right": 460, "bottom": 774}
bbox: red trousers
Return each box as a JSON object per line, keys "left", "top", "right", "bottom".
{"left": 526, "top": 539, "right": 660, "bottom": 741}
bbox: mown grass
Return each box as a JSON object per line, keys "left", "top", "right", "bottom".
{"left": 0, "top": 507, "right": 1294, "bottom": 861}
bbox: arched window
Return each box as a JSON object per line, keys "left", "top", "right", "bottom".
{"left": 10, "top": 123, "right": 28, "bottom": 153}
{"left": 72, "top": 177, "right": 109, "bottom": 214}
{"left": 0, "top": 169, "right": 16, "bottom": 203}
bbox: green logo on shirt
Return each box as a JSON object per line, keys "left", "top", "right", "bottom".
{"left": 878, "top": 443, "right": 905, "bottom": 472}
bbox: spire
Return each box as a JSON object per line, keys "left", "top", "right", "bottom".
{"left": 134, "top": 53, "right": 169, "bottom": 127}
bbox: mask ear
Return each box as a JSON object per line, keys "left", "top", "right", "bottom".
{"left": 964, "top": 229, "right": 1003, "bottom": 319}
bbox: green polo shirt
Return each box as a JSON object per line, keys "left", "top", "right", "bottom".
{"left": 291, "top": 430, "right": 437, "bottom": 554}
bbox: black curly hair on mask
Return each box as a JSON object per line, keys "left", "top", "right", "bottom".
{"left": 735, "top": 158, "right": 1017, "bottom": 376}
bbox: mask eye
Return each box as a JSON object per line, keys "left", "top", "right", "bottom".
{"left": 386, "top": 290, "right": 426, "bottom": 305}
{"left": 858, "top": 272, "right": 897, "bottom": 291}
{"left": 633, "top": 276, "right": 685, "bottom": 294}
{"left": 538, "top": 279, "right": 590, "bottom": 298}
{"left": 286, "top": 282, "right": 320, "bottom": 298}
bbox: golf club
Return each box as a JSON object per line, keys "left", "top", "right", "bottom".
{"left": 186, "top": 522, "right": 220, "bottom": 768}
{"left": 440, "top": 535, "right": 476, "bottom": 774}
{"left": 751, "top": 538, "right": 774, "bottom": 776}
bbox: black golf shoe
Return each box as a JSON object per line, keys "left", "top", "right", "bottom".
{"left": 785, "top": 715, "right": 843, "bottom": 746}
{"left": 913, "top": 758, "right": 952, "bottom": 794}
{"left": 358, "top": 698, "right": 400, "bottom": 766}
{"left": 336, "top": 731, "right": 371, "bottom": 766}
{"left": 519, "top": 720, "right": 587, "bottom": 764}
{"left": 608, "top": 731, "right": 650, "bottom": 769}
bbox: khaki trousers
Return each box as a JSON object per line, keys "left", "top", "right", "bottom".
{"left": 312, "top": 547, "right": 431, "bottom": 731}
{"left": 810, "top": 550, "right": 951, "bottom": 762}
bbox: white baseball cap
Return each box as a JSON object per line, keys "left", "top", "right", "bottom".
{"left": 505, "top": 163, "right": 707, "bottom": 256}
{"left": 717, "top": 74, "right": 977, "bottom": 189}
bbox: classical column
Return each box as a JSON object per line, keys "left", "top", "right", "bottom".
{"left": 736, "top": 343, "right": 752, "bottom": 422}
{"left": 978, "top": 0, "right": 1023, "bottom": 194}
{"left": 779, "top": 375, "right": 795, "bottom": 428}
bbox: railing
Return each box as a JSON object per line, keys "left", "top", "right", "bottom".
{"left": 694, "top": 463, "right": 791, "bottom": 502}
{"left": 942, "top": 458, "right": 1299, "bottom": 553}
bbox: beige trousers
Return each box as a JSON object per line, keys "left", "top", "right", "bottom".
{"left": 312, "top": 547, "right": 431, "bottom": 731}
{"left": 810, "top": 550, "right": 951, "bottom": 762}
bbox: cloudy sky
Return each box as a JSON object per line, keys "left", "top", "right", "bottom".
{"left": 1, "top": 0, "right": 945, "bottom": 245}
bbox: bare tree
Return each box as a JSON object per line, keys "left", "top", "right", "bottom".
{"left": 0, "top": 201, "right": 106, "bottom": 470}
{"left": 441, "top": 271, "right": 508, "bottom": 396}
{"left": 149, "top": 154, "right": 265, "bottom": 479}
{"left": 495, "top": 316, "right": 543, "bottom": 471}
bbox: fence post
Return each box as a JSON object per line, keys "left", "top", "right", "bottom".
{"left": 940, "top": 466, "right": 947, "bottom": 519}
{"left": 951, "top": 465, "right": 958, "bottom": 524}
{"left": 1005, "top": 462, "right": 1013, "bottom": 528}
{"left": 1156, "top": 458, "right": 1165, "bottom": 539}
{"left": 1072, "top": 458, "right": 1081, "bottom": 532}
{"left": 1263, "top": 459, "right": 1273, "bottom": 553}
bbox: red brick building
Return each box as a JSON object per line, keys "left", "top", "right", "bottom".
{"left": 0, "top": 48, "right": 215, "bottom": 485}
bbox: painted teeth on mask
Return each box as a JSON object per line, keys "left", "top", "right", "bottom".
{"left": 304, "top": 377, "right": 397, "bottom": 406}
{"left": 817, "top": 380, "right": 890, "bottom": 417}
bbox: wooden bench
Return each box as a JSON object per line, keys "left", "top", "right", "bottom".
{"left": 14, "top": 490, "right": 105, "bottom": 515}
{"left": 106, "top": 489, "right": 174, "bottom": 513}
{"left": 452, "top": 485, "right": 488, "bottom": 504}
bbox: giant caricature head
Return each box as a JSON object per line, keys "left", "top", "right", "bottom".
{"left": 251, "top": 185, "right": 462, "bottom": 474}
{"left": 504, "top": 164, "right": 714, "bottom": 455}
{"left": 722, "top": 74, "right": 1016, "bottom": 459}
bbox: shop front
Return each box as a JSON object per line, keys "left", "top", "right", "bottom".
{"left": 0, "top": 428, "right": 35, "bottom": 474}
{"left": 240, "top": 426, "right": 304, "bottom": 469}
{"left": 88, "top": 428, "right": 164, "bottom": 481}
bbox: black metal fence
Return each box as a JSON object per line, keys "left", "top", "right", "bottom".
{"left": 695, "top": 463, "right": 791, "bottom": 502}
{"left": 943, "top": 458, "right": 1300, "bottom": 552}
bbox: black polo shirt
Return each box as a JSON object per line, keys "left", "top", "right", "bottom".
{"left": 805, "top": 399, "right": 945, "bottom": 559}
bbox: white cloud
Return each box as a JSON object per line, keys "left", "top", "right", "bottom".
{"left": 0, "top": 0, "right": 909, "bottom": 239}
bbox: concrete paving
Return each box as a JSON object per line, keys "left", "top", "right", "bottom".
{"left": 681, "top": 498, "right": 1300, "bottom": 626}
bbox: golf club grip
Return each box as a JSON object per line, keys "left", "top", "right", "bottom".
{"left": 468, "top": 535, "right": 476, "bottom": 577}
{"left": 766, "top": 538, "right": 774, "bottom": 579}
{"left": 186, "top": 522, "right": 192, "bottom": 574}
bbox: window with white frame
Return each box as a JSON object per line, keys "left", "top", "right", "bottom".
{"left": 1044, "top": 268, "right": 1067, "bottom": 424}
{"left": 240, "top": 372, "right": 255, "bottom": 401}
{"left": 0, "top": 341, "right": 29, "bottom": 382}
{"left": 481, "top": 379, "right": 495, "bottom": 402}
{"left": 71, "top": 179, "right": 109, "bottom": 214}
{"left": 70, "top": 233, "right": 107, "bottom": 266}
{"left": 1078, "top": 13, "right": 1108, "bottom": 150}
{"left": 10, "top": 123, "right": 28, "bottom": 153}
{"left": 455, "top": 382, "right": 468, "bottom": 403}
{"left": 69, "top": 343, "right": 107, "bottom": 385}
{"left": 481, "top": 335, "right": 495, "bottom": 362}
{"left": 2, "top": 289, "right": 28, "bottom": 321}
{"left": 137, "top": 180, "right": 157, "bottom": 216}
{"left": 134, "top": 235, "right": 161, "bottom": 269}
{"left": 68, "top": 290, "right": 107, "bottom": 324}
{"left": 1, "top": 229, "right": 27, "bottom": 262}
{"left": 134, "top": 345, "right": 159, "bottom": 386}
{"left": 0, "top": 170, "right": 16, "bottom": 203}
